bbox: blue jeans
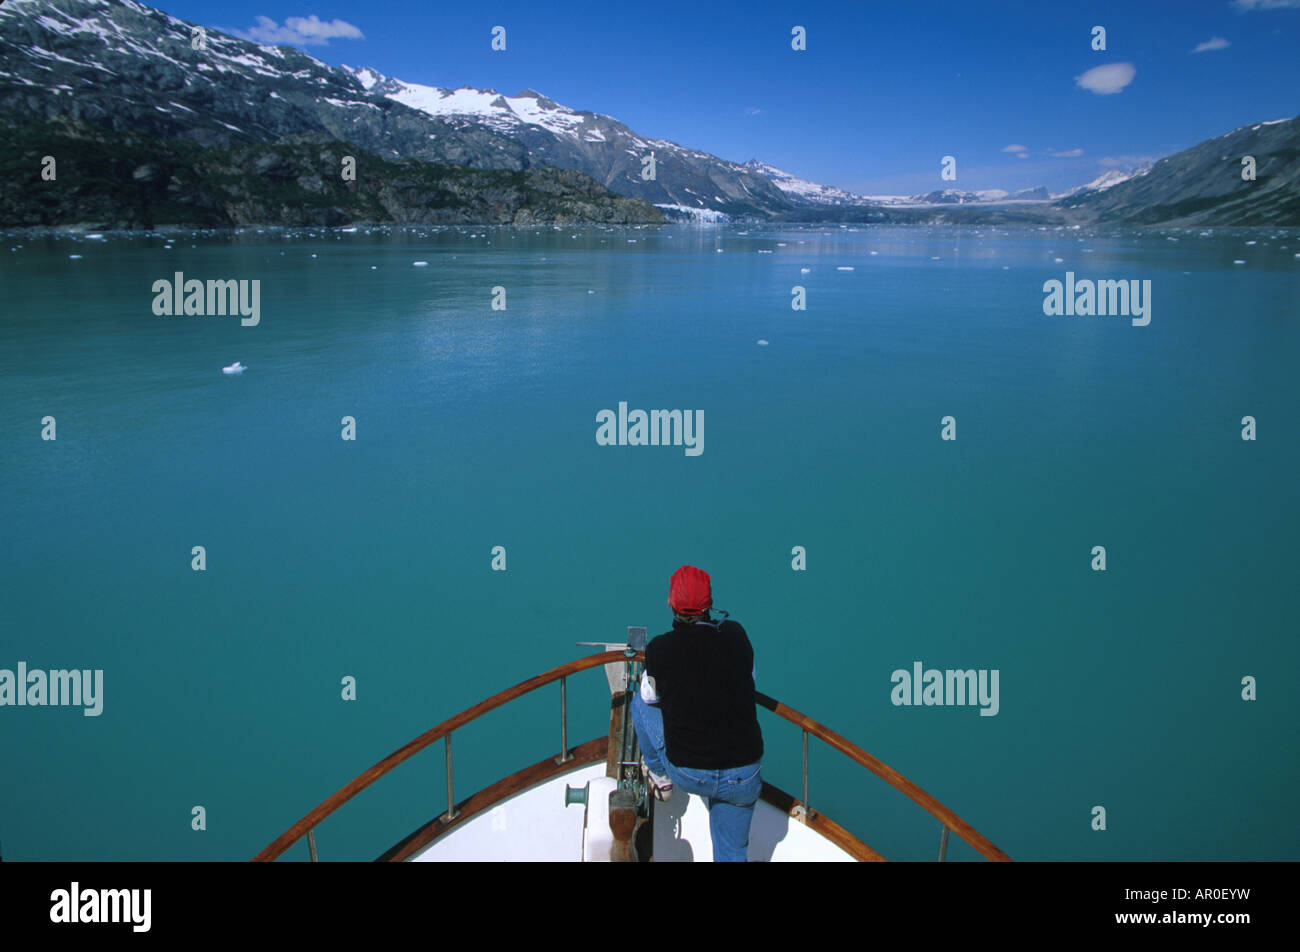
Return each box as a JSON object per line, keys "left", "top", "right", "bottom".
{"left": 631, "top": 692, "right": 762, "bottom": 862}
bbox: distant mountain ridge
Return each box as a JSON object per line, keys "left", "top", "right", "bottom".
{"left": 1, "top": 0, "right": 1297, "bottom": 226}
{"left": 743, "top": 160, "right": 1055, "bottom": 207}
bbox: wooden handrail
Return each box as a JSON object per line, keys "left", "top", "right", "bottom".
{"left": 253, "top": 651, "right": 631, "bottom": 862}
{"left": 254, "top": 650, "right": 1010, "bottom": 862}
{"left": 755, "top": 692, "right": 1011, "bottom": 862}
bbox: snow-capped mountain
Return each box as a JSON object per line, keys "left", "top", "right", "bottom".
{"left": 896, "top": 185, "right": 1050, "bottom": 204}
{"left": 744, "top": 161, "right": 1057, "bottom": 208}
{"left": 1053, "top": 166, "right": 1153, "bottom": 199}
{"left": 0, "top": 0, "right": 527, "bottom": 167}
{"left": 742, "top": 159, "right": 883, "bottom": 204}
{"left": 0, "top": 0, "right": 790, "bottom": 216}
{"left": 337, "top": 66, "right": 791, "bottom": 216}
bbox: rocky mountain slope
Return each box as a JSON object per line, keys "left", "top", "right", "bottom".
{"left": 1060, "top": 116, "right": 1300, "bottom": 226}
{"left": 0, "top": 119, "right": 663, "bottom": 227}
{"left": 0, "top": 0, "right": 791, "bottom": 217}
{"left": 0, "top": 0, "right": 534, "bottom": 170}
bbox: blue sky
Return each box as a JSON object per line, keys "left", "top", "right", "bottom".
{"left": 160, "top": 0, "right": 1300, "bottom": 195}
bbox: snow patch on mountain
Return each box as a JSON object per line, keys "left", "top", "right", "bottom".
{"left": 343, "top": 67, "right": 592, "bottom": 138}
{"left": 743, "top": 160, "right": 869, "bottom": 204}
{"left": 1053, "top": 166, "right": 1154, "bottom": 199}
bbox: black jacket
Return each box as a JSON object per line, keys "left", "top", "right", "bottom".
{"left": 644, "top": 618, "right": 763, "bottom": 769}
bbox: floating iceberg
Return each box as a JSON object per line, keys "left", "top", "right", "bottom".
{"left": 222, "top": 362, "right": 246, "bottom": 374}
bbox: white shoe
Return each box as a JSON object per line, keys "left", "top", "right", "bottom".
{"left": 642, "top": 761, "right": 673, "bottom": 801}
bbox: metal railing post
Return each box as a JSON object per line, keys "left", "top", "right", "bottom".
{"left": 444, "top": 733, "right": 458, "bottom": 821}
{"left": 938, "top": 825, "right": 950, "bottom": 862}
{"left": 307, "top": 828, "right": 318, "bottom": 862}
{"left": 802, "top": 729, "right": 810, "bottom": 820}
{"left": 556, "top": 675, "right": 573, "bottom": 764}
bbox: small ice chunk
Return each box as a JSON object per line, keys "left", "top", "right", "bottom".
{"left": 413, "top": 261, "right": 429, "bottom": 267}
{"left": 756, "top": 339, "right": 769, "bottom": 346}
{"left": 222, "top": 361, "right": 246, "bottom": 374}
{"left": 836, "top": 266, "right": 854, "bottom": 271}
{"left": 1233, "top": 260, "right": 1246, "bottom": 265}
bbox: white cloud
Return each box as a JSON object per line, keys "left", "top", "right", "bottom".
{"left": 1048, "top": 148, "right": 1084, "bottom": 157}
{"left": 1001, "top": 143, "right": 1028, "bottom": 152}
{"left": 1191, "top": 36, "right": 1230, "bottom": 52}
{"left": 1016, "top": 152, "right": 1028, "bottom": 159}
{"left": 1075, "top": 62, "right": 1136, "bottom": 95}
{"left": 1232, "top": 0, "right": 1300, "bottom": 10}
{"left": 744, "top": 107, "right": 762, "bottom": 116}
{"left": 235, "top": 15, "right": 364, "bottom": 47}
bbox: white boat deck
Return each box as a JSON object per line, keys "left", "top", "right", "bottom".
{"left": 409, "top": 762, "right": 856, "bottom": 862}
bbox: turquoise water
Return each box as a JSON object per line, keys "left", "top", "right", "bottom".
{"left": 1, "top": 223, "right": 1297, "bottom": 861}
